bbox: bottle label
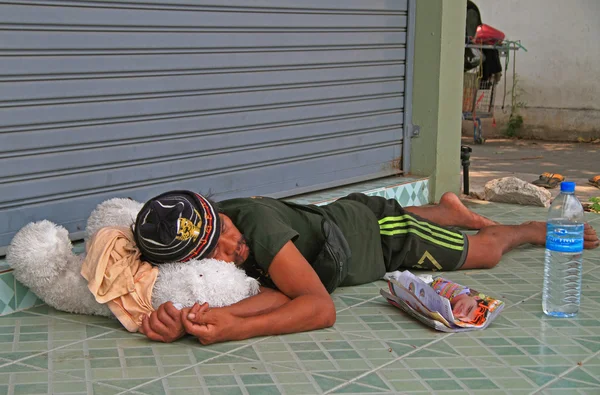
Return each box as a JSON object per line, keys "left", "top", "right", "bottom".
{"left": 546, "top": 223, "right": 584, "bottom": 253}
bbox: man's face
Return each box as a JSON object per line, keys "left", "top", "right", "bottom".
{"left": 207, "top": 214, "right": 250, "bottom": 266}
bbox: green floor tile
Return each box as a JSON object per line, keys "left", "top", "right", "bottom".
{"left": 496, "top": 376, "right": 536, "bottom": 390}
{"left": 295, "top": 351, "right": 328, "bottom": 361}
{"left": 479, "top": 337, "right": 511, "bottom": 346}
{"left": 13, "top": 383, "right": 47, "bottom": 395}
{"left": 245, "top": 385, "right": 280, "bottom": 395}
{"left": 449, "top": 368, "right": 485, "bottom": 378}
{"left": 518, "top": 370, "right": 558, "bottom": 386}
{"left": 311, "top": 374, "right": 346, "bottom": 392}
{"left": 532, "top": 355, "right": 575, "bottom": 366}
{"left": 461, "top": 378, "right": 499, "bottom": 390}
{"left": 90, "top": 358, "right": 122, "bottom": 369}
{"left": 573, "top": 337, "right": 600, "bottom": 352}
{"left": 335, "top": 360, "right": 372, "bottom": 371}
{"left": 209, "top": 387, "right": 243, "bottom": 395}
{"left": 389, "top": 380, "right": 428, "bottom": 392}
{"left": 205, "top": 375, "right": 238, "bottom": 386}
{"left": 425, "top": 379, "right": 463, "bottom": 391}
{"left": 320, "top": 341, "right": 353, "bottom": 351}
{"left": 546, "top": 377, "right": 600, "bottom": 389}
{"left": 356, "top": 373, "right": 391, "bottom": 390}
{"left": 521, "top": 345, "right": 557, "bottom": 355}
{"left": 328, "top": 350, "right": 362, "bottom": 360}
{"left": 564, "top": 368, "right": 600, "bottom": 385}
{"left": 332, "top": 381, "right": 389, "bottom": 393}
{"left": 509, "top": 337, "right": 543, "bottom": 346}
{"left": 490, "top": 346, "right": 525, "bottom": 356}
{"left": 125, "top": 357, "right": 159, "bottom": 368}
{"left": 165, "top": 374, "right": 203, "bottom": 388}
{"left": 414, "top": 368, "right": 450, "bottom": 379}
{"left": 240, "top": 373, "right": 274, "bottom": 385}
{"left": 280, "top": 383, "right": 319, "bottom": 395}
{"left": 49, "top": 381, "right": 89, "bottom": 393}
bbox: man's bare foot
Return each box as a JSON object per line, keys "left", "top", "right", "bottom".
{"left": 438, "top": 192, "right": 499, "bottom": 230}
{"left": 523, "top": 221, "right": 600, "bottom": 250}
{"left": 522, "top": 221, "right": 547, "bottom": 246}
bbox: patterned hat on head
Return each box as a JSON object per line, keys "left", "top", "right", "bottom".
{"left": 134, "top": 191, "right": 221, "bottom": 264}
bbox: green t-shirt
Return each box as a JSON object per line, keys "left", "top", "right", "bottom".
{"left": 220, "top": 196, "right": 385, "bottom": 289}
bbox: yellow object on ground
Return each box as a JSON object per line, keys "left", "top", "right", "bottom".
{"left": 531, "top": 172, "right": 565, "bottom": 189}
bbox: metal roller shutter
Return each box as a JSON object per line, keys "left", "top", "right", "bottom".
{"left": 0, "top": 0, "right": 412, "bottom": 249}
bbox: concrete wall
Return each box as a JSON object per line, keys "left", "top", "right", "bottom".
{"left": 475, "top": 0, "right": 600, "bottom": 141}
{"left": 411, "top": 0, "right": 466, "bottom": 201}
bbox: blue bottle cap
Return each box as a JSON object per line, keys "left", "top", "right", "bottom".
{"left": 560, "top": 181, "right": 576, "bottom": 192}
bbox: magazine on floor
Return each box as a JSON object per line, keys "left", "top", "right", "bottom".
{"left": 380, "top": 271, "right": 504, "bottom": 332}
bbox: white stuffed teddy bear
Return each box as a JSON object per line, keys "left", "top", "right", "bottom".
{"left": 6, "top": 198, "right": 260, "bottom": 320}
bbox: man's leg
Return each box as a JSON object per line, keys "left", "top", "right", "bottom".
{"left": 462, "top": 222, "right": 600, "bottom": 270}
{"left": 461, "top": 222, "right": 545, "bottom": 269}
{"left": 343, "top": 192, "right": 598, "bottom": 272}
{"left": 403, "top": 192, "right": 497, "bottom": 230}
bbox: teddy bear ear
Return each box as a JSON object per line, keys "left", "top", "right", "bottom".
{"left": 85, "top": 198, "right": 144, "bottom": 240}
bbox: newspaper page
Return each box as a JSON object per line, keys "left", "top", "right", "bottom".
{"left": 381, "top": 271, "right": 504, "bottom": 332}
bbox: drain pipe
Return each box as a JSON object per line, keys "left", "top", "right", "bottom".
{"left": 460, "top": 145, "right": 473, "bottom": 195}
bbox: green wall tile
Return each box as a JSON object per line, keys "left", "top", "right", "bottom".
{"left": 14, "top": 280, "right": 42, "bottom": 311}
{"left": 0, "top": 275, "right": 15, "bottom": 316}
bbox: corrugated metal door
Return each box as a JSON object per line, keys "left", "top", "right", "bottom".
{"left": 0, "top": 0, "right": 411, "bottom": 249}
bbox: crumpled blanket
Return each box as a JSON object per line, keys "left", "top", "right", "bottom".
{"left": 81, "top": 226, "right": 158, "bottom": 332}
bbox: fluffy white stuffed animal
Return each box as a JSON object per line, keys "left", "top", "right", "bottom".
{"left": 6, "top": 198, "right": 260, "bottom": 320}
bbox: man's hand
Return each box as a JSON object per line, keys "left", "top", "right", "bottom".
{"left": 182, "top": 303, "right": 241, "bottom": 345}
{"left": 140, "top": 302, "right": 186, "bottom": 343}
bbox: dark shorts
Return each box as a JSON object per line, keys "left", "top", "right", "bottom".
{"left": 339, "top": 193, "right": 469, "bottom": 271}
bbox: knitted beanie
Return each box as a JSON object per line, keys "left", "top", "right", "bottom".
{"left": 134, "top": 191, "right": 221, "bottom": 264}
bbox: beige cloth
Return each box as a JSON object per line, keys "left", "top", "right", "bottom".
{"left": 81, "top": 226, "right": 159, "bottom": 332}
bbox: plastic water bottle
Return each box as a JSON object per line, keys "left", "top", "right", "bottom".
{"left": 542, "top": 181, "right": 584, "bottom": 317}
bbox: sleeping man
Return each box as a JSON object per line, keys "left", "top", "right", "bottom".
{"left": 132, "top": 190, "right": 598, "bottom": 344}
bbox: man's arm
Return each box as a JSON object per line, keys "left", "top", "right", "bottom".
{"left": 220, "top": 286, "right": 291, "bottom": 317}
{"left": 140, "top": 286, "right": 290, "bottom": 342}
{"left": 182, "top": 241, "right": 336, "bottom": 344}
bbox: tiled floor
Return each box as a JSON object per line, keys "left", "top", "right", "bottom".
{"left": 0, "top": 202, "right": 599, "bottom": 394}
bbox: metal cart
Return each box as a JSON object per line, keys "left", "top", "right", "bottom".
{"left": 462, "top": 42, "right": 523, "bottom": 144}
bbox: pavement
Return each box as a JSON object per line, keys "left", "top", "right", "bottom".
{"left": 461, "top": 138, "right": 600, "bottom": 205}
